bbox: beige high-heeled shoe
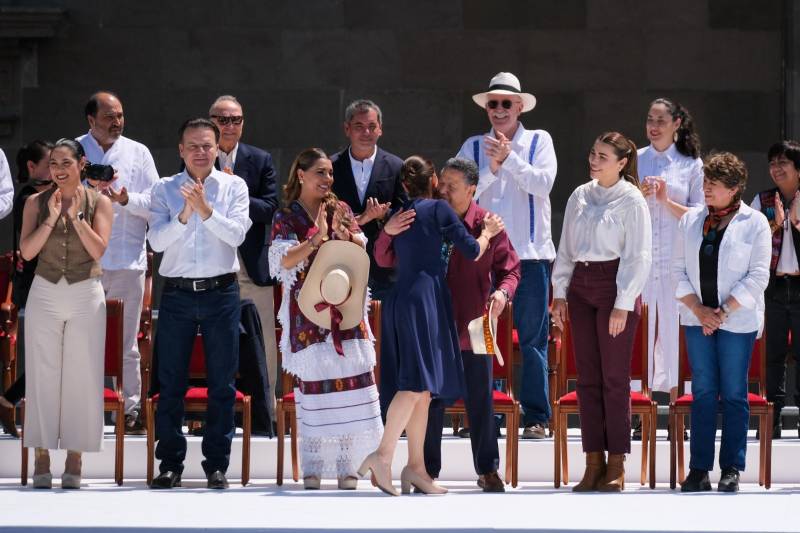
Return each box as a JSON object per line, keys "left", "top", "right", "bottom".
{"left": 61, "top": 451, "right": 81, "bottom": 490}
{"left": 357, "top": 452, "right": 398, "bottom": 496}
{"left": 303, "top": 476, "right": 321, "bottom": 490}
{"left": 400, "top": 466, "right": 447, "bottom": 495}
{"left": 32, "top": 448, "right": 52, "bottom": 489}
{"left": 337, "top": 476, "right": 358, "bottom": 490}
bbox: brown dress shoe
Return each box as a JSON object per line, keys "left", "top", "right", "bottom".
{"left": 572, "top": 451, "right": 606, "bottom": 492}
{"left": 597, "top": 453, "right": 625, "bottom": 492}
{"left": 477, "top": 471, "right": 505, "bottom": 492}
{"left": 521, "top": 423, "right": 548, "bottom": 439}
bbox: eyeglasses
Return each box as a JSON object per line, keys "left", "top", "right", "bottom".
{"left": 210, "top": 115, "right": 243, "bottom": 126}
{"left": 487, "top": 100, "right": 513, "bottom": 110}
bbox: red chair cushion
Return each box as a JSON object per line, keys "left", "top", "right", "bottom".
{"left": 512, "top": 329, "right": 519, "bottom": 349}
{"left": 150, "top": 387, "right": 246, "bottom": 403}
{"left": 282, "top": 391, "right": 295, "bottom": 404}
{"left": 452, "top": 390, "right": 515, "bottom": 407}
{"left": 559, "top": 390, "right": 652, "bottom": 406}
{"left": 674, "top": 392, "right": 768, "bottom": 407}
{"left": 103, "top": 387, "right": 120, "bottom": 402}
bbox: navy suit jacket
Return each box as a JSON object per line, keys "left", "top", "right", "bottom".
{"left": 219, "top": 142, "right": 278, "bottom": 286}
{"left": 330, "top": 146, "right": 406, "bottom": 288}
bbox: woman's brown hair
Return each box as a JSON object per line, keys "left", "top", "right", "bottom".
{"left": 283, "top": 147, "right": 352, "bottom": 227}
{"left": 401, "top": 155, "right": 436, "bottom": 198}
{"left": 596, "top": 131, "right": 639, "bottom": 188}
{"left": 703, "top": 151, "right": 747, "bottom": 203}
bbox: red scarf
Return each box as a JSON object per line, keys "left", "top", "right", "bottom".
{"left": 703, "top": 201, "right": 740, "bottom": 237}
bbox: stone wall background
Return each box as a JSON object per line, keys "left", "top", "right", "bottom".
{"left": 0, "top": 0, "right": 786, "bottom": 250}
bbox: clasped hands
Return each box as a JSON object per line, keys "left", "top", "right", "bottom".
{"left": 484, "top": 133, "right": 511, "bottom": 174}
{"left": 178, "top": 181, "right": 212, "bottom": 224}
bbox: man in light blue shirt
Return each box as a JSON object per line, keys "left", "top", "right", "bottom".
{"left": 147, "top": 118, "right": 250, "bottom": 490}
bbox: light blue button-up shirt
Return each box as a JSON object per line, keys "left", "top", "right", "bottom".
{"left": 148, "top": 168, "right": 251, "bottom": 278}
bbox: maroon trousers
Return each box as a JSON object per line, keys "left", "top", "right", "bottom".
{"left": 567, "top": 260, "right": 641, "bottom": 454}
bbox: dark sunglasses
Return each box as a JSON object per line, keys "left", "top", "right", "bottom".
{"left": 487, "top": 100, "right": 513, "bottom": 110}
{"left": 210, "top": 115, "right": 244, "bottom": 126}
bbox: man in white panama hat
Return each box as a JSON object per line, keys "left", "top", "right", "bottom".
{"left": 456, "top": 71, "right": 558, "bottom": 440}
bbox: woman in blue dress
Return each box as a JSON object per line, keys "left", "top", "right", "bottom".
{"left": 358, "top": 156, "right": 504, "bottom": 495}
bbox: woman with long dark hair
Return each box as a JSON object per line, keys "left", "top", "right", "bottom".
{"left": 269, "top": 148, "right": 382, "bottom": 490}
{"left": 551, "top": 132, "right": 652, "bottom": 491}
{"left": 19, "top": 138, "right": 112, "bottom": 488}
{"left": 637, "top": 99, "right": 704, "bottom": 425}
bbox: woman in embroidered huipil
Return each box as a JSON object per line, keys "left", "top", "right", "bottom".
{"left": 269, "top": 148, "right": 382, "bottom": 490}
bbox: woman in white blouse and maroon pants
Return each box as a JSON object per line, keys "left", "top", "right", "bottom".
{"left": 551, "top": 132, "right": 652, "bottom": 492}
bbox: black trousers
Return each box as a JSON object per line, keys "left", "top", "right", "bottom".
{"left": 764, "top": 275, "right": 800, "bottom": 429}
{"left": 423, "top": 350, "right": 500, "bottom": 478}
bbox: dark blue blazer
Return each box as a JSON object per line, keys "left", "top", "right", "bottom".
{"left": 330, "top": 146, "right": 406, "bottom": 288}
{"left": 220, "top": 142, "right": 278, "bottom": 286}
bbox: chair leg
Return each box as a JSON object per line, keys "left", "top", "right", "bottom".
{"left": 758, "top": 412, "right": 765, "bottom": 487}
{"left": 669, "top": 410, "right": 676, "bottom": 490}
{"left": 20, "top": 400, "right": 27, "bottom": 486}
{"left": 504, "top": 409, "right": 512, "bottom": 485}
{"left": 677, "top": 415, "right": 685, "bottom": 483}
{"left": 242, "top": 397, "right": 251, "bottom": 487}
{"left": 765, "top": 405, "right": 773, "bottom": 489}
{"left": 275, "top": 399, "right": 284, "bottom": 485}
{"left": 649, "top": 404, "right": 656, "bottom": 489}
{"left": 512, "top": 403, "right": 519, "bottom": 488}
{"left": 640, "top": 411, "right": 647, "bottom": 486}
{"left": 290, "top": 410, "right": 299, "bottom": 482}
{"left": 561, "top": 412, "right": 569, "bottom": 485}
{"left": 553, "top": 403, "right": 561, "bottom": 488}
{"left": 115, "top": 400, "right": 124, "bottom": 486}
{"left": 145, "top": 398, "right": 155, "bottom": 486}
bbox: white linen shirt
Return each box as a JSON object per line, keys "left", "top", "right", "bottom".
{"left": 0, "top": 149, "right": 15, "bottom": 220}
{"left": 552, "top": 179, "right": 652, "bottom": 311}
{"left": 147, "top": 169, "right": 251, "bottom": 278}
{"left": 672, "top": 203, "right": 771, "bottom": 334}
{"left": 218, "top": 143, "right": 239, "bottom": 172}
{"left": 751, "top": 194, "right": 800, "bottom": 274}
{"left": 638, "top": 143, "right": 704, "bottom": 276}
{"left": 349, "top": 146, "right": 377, "bottom": 205}
{"left": 456, "top": 124, "right": 557, "bottom": 261}
{"left": 78, "top": 133, "right": 159, "bottom": 271}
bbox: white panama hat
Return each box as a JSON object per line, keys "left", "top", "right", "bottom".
{"left": 472, "top": 72, "right": 537, "bottom": 113}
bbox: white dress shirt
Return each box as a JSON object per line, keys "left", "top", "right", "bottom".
{"left": 0, "top": 149, "right": 15, "bottom": 220}
{"left": 672, "top": 203, "right": 771, "bottom": 334}
{"left": 751, "top": 194, "right": 800, "bottom": 274}
{"left": 552, "top": 179, "right": 652, "bottom": 311}
{"left": 456, "top": 124, "right": 557, "bottom": 261}
{"left": 349, "top": 146, "right": 377, "bottom": 205}
{"left": 638, "top": 143, "right": 704, "bottom": 277}
{"left": 78, "top": 133, "right": 159, "bottom": 271}
{"left": 218, "top": 143, "right": 239, "bottom": 172}
{"left": 147, "top": 169, "right": 251, "bottom": 278}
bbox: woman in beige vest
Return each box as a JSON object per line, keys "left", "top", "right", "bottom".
{"left": 19, "top": 138, "right": 112, "bottom": 489}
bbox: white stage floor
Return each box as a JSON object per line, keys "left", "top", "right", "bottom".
{"left": 1, "top": 429, "right": 799, "bottom": 532}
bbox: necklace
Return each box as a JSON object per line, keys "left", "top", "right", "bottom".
{"left": 296, "top": 198, "right": 320, "bottom": 223}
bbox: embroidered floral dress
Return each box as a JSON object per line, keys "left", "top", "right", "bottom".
{"left": 269, "top": 201, "right": 382, "bottom": 479}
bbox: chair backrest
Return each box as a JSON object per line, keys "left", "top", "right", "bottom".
{"left": 677, "top": 327, "right": 766, "bottom": 397}
{"left": 104, "top": 299, "right": 124, "bottom": 382}
{"left": 493, "top": 302, "right": 514, "bottom": 379}
{"left": 558, "top": 303, "right": 649, "bottom": 398}
{"left": 368, "top": 299, "right": 381, "bottom": 388}
{"left": 188, "top": 333, "right": 208, "bottom": 378}
{"left": 0, "top": 252, "right": 13, "bottom": 305}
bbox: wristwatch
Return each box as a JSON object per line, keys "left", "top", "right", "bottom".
{"left": 499, "top": 287, "right": 511, "bottom": 302}
{"left": 76, "top": 211, "right": 85, "bottom": 222}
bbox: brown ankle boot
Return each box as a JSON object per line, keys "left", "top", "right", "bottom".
{"left": 572, "top": 451, "right": 606, "bottom": 492}
{"left": 597, "top": 453, "right": 625, "bottom": 492}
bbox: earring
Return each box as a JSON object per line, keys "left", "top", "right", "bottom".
{"left": 673, "top": 131, "right": 678, "bottom": 143}
{"left": 299, "top": 179, "right": 304, "bottom": 184}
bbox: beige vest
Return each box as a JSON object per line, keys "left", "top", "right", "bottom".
{"left": 35, "top": 187, "right": 102, "bottom": 284}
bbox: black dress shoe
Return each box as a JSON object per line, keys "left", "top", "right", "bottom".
{"left": 0, "top": 406, "right": 19, "bottom": 438}
{"left": 631, "top": 418, "right": 642, "bottom": 441}
{"left": 207, "top": 470, "right": 229, "bottom": 489}
{"left": 718, "top": 467, "right": 740, "bottom": 492}
{"left": 151, "top": 471, "right": 181, "bottom": 489}
{"left": 680, "top": 469, "right": 711, "bottom": 492}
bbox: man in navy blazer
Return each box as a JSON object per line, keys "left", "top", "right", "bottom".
{"left": 209, "top": 95, "right": 277, "bottom": 434}
{"left": 331, "top": 99, "right": 406, "bottom": 300}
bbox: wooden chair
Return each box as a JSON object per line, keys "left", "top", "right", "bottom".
{"left": 138, "top": 252, "right": 154, "bottom": 424}
{"left": 21, "top": 299, "right": 125, "bottom": 486}
{"left": 445, "top": 303, "right": 520, "bottom": 486}
{"left": 553, "top": 305, "right": 656, "bottom": 489}
{"left": 0, "top": 252, "right": 18, "bottom": 410}
{"left": 275, "top": 298, "right": 382, "bottom": 485}
{"left": 145, "top": 333, "right": 252, "bottom": 486}
{"left": 669, "top": 329, "right": 773, "bottom": 489}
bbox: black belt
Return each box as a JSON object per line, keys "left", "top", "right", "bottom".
{"left": 165, "top": 273, "right": 237, "bottom": 292}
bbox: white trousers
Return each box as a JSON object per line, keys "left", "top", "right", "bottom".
{"left": 102, "top": 269, "right": 145, "bottom": 415}
{"left": 237, "top": 259, "right": 278, "bottom": 419}
{"left": 24, "top": 276, "right": 106, "bottom": 452}
{"left": 642, "top": 269, "right": 680, "bottom": 392}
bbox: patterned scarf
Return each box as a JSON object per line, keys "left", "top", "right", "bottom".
{"left": 703, "top": 201, "right": 740, "bottom": 237}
